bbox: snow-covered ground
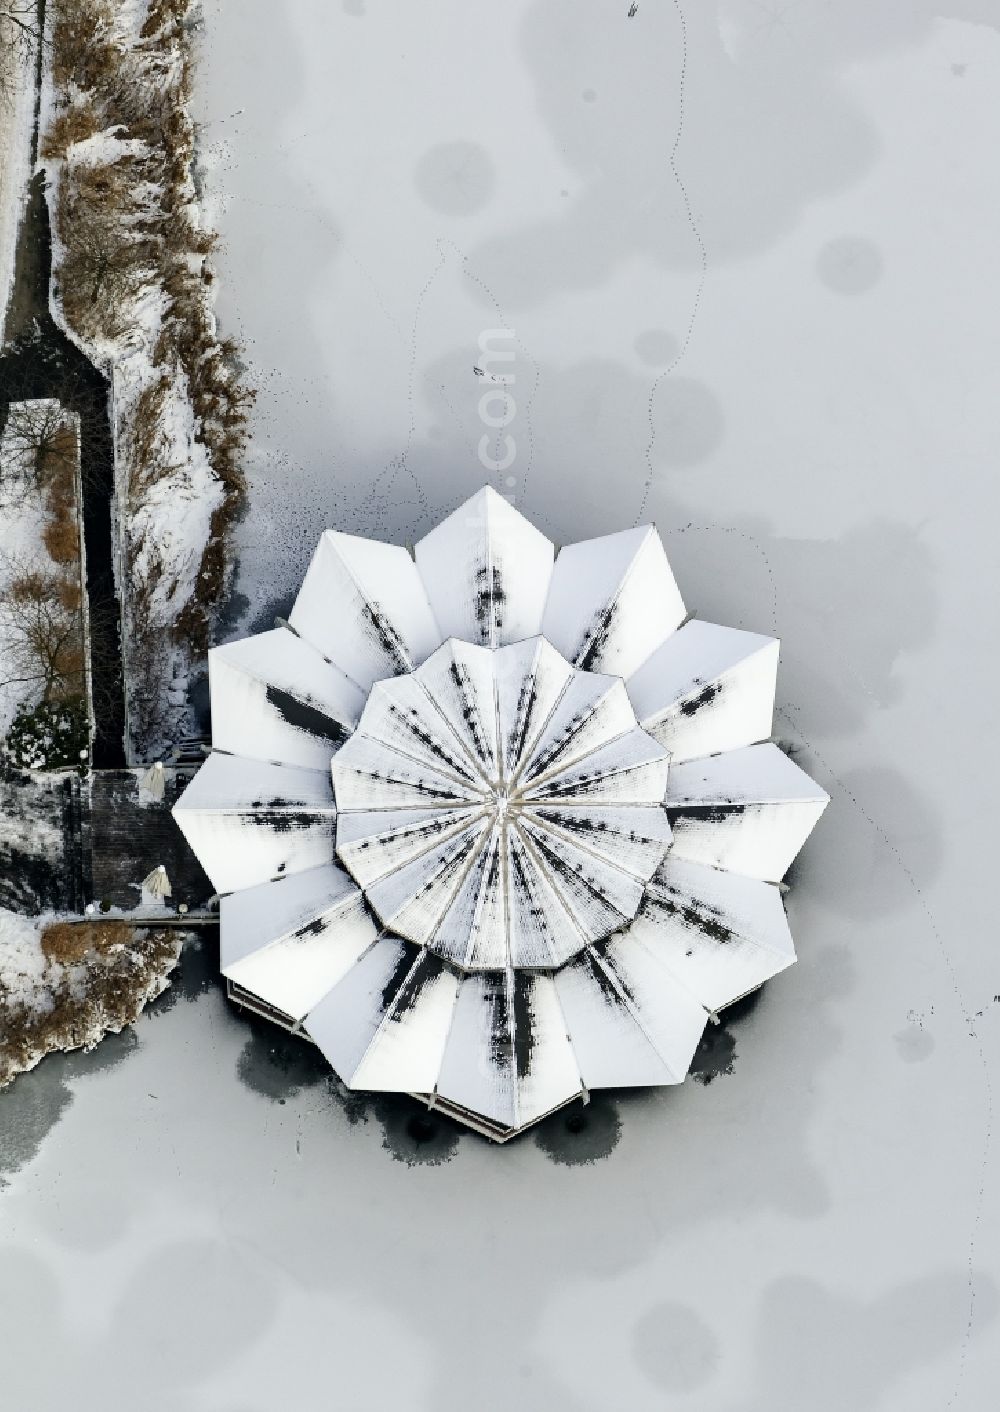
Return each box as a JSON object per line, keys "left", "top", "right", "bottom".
{"left": 0, "top": 908, "right": 183, "bottom": 1085}
{"left": 0, "top": 46, "right": 35, "bottom": 339}
{"left": 2, "top": 3, "right": 999, "bottom": 1408}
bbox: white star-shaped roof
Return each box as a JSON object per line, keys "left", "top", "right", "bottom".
{"left": 174, "top": 486, "right": 828, "bottom": 1140}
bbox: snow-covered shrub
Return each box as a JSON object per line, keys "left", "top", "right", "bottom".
{"left": 4, "top": 697, "right": 90, "bottom": 774}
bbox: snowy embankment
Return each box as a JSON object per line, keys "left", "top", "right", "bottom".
{"left": 0, "top": 42, "right": 35, "bottom": 338}
{"left": 40, "top": 0, "right": 251, "bottom": 758}
{"left": 0, "top": 907, "right": 183, "bottom": 1086}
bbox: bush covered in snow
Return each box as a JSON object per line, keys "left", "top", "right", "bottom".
{"left": 3, "top": 697, "right": 90, "bottom": 773}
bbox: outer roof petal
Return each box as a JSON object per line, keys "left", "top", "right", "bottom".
{"left": 627, "top": 620, "right": 779, "bottom": 763}
{"left": 540, "top": 525, "right": 685, "bottom": 678}
{"left": 171, "top": 752, "right": 336, "bottom": 894}
{"left": 288, "top": 530, "right": 442, "bottom": 690}
{"left": 220, "top": 865, "right": 378, "bottom": 1021}
{"left": 209, "top": 627, "right": 365, "bottom": 770}
{"left": 629, "top": 856, "right": 796, "bottom": 1013}
{"left": 665, "top": 743, "right": 829, "bottom": 882}
{"left": 434, "top": 970, "right": 583, "bottom": 1135}
{"left": 554, "top": 943, "right": 707, "bottom": 1090}
{"left": 306, "top": 938, "right": 460, "bottom": 1096}
{"left": 414, "top": 486, "right": 554, "bottom": 647}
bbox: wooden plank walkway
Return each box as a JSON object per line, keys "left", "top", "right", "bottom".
{"left": 88, "top": 768, "right": 214, "bottom": 916}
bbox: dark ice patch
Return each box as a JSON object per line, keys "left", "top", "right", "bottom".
{"left": 473, "top": 560, "right": 507, "bottom": 639}
{"left": 512, "top": 971, "right": 536, "bottom": 1079}
{"left": 235, "top": 1017, "right": 330, "bottom": 1101}
{"left": 666, "top": 803, "right": 745, "bottom": 824}
{"left": 0, "top": 1029, "right": 138, "bottom": 1184}
{"left": 534, "top": 1092, "right": 622, "bottom": 1165}
{"left": 678, "top": 678, "right": 723, "bottom": 717}
{"left": 576, "top": 599, "right": 620, "bottom": 673}
{"left": 265, "top": 685, "right": 349, "bottom": 745}
{"left": 654, "top": 893, "right": 735, "bottom": 945}
{"left": 360, "top": 599, "right": 411, "bottom": 672}
{"left": 146, "top": 930, "right": 220, "bottom": 1014}
{"left": 690, "top": 987, "right": 764, "bottom": 1084}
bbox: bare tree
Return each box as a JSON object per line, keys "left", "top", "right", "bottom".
{"left": 0, "top": 399, "right": 78, "bottom": 507}
{"left": 0, "top": 3, "right": 42, "bottom": 106}
{"left": 0, "top": 563, "right": 85, "bottom": 702}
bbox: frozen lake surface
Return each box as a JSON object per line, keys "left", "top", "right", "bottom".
{"left": 3, "top": 2, "right": 1000, "bottom": 1407}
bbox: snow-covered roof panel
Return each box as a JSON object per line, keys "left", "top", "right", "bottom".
{"left": 171, "top": 752, "right": 336, "bottom": 893}
{"left": 665, "top": 744, "right": 829, "bottom": 882}
{"left": 523, "top": 728, "right": 670, "bottom": 805}
{"left": 509, "top": 973, "right": 584, "bottom": 1128}
{"left": 414, "top": 486, "right": 554, "bottom": 646}
{"left": 222, "top": 881, "right": 378, "bottom": 1021}
{"left": 493, "top": 636, "right": 575, "bottom": 777}
{"left": 414, "top": 639, "right": 500, "bottom": 778}
{"left": 172, "top": 750, "right": 334, "bottom": 812}
{"left": 431, "top": 970, "right": 516, "bottom": 1130}
{"left": 306, "top": 937, "right": 460, "bottom": 1096}
{"left": 553, "top": 948, "right": 698, "bottom": 1091}
{"left": 530, "top": 805, "right": 672, "bottom": 882}
{"left": 335, "top": 807, "right": 484, "bottom": 889}
{"left": 432, "top": 824, "right": 509, "bottom": 969}
{"left": 518, "top": 817, "right": 644, "bottom": 936}
{"left": 598, "top": 933, "right": 710, "bottom": 1080}
{"left": 219, "top": 862, "right": 358, "bottom": 971}
{"left": 540, "top": 525, "right": 686, "bottom": 679}
{"left": 357, "top": 676, "right": 482, "bottom": 785}
{"left": 435, "top": 970, "right": 583, "bottom": 1134}
{"left": 209, "top": 627, "right": 364, "bottom": 770}
{"left": 288, "top": 530, "right": 442, "bottom": 690}
{"left": 627, "top": 620, "right": 779, "bottom": 763}
{"left": 363, "top": 821, "right": 489, "bottom": 944}
{"left": 630, "top": 856, "right": 795, "bottom": 1014}
{"left": 518, "top": 674, "right": 635, "bottom": 787}
{"left": 331, "top": 732, "right": 488, "bottom": 812}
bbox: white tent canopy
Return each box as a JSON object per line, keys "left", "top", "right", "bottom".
{"left": 174, "top": 486, "right": 828, "bottom": 1140}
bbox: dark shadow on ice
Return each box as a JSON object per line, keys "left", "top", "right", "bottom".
{"left": 533, "top": 1091, "right": 623, "bottom": 1166}
{"left": 0, "top": 934, "right": 218, "bottom": 1185}
{"left": 0, "top": 1028, "right": 137, "bottom": 1185}
{"left": 234, "top": 1012, "right": 467, "bottom": 1166}
{"left": 689, "top": 987, "right": 765, "bottom": 1085}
